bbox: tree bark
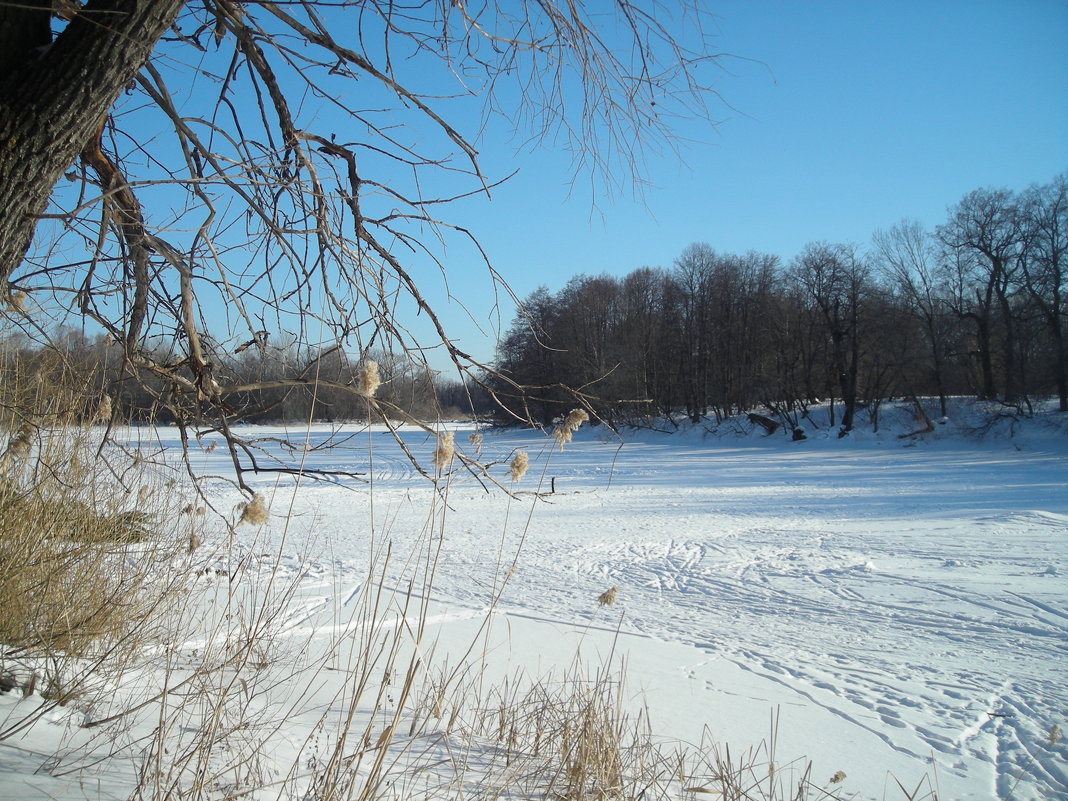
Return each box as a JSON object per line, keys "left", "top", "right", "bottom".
{"left": 0, "top": 0, "right": 187, "bottom": 286}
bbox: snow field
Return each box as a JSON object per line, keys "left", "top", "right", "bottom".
{"left": 1, "top": 405, "right": 1066, "bottom": 800}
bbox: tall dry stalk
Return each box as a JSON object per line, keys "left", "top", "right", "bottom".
{"left": 0, "top": 344, "right": 192, "bottom": 744}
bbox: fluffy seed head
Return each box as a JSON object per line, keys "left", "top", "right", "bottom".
{"left": 829, "top": 771, "right": 847, "bottom": 784}
{"left": 509, "top": 450, "right": 529, "bottom": 482}
{"left": 552, "top": 408, "right": 589, "bottom": 450}
{"left": 433, "top": 431, "right": 455, "bottom": 469}
{"left": 1050, "top": 724, "right": 1062, "bottom": 746}
{"left": 564, "top": 408, "right": 589, "bottom": 430}
{"left": 95, "top": 394, "right": 112, "bottom": 423}
{"left": 358, "top": 360, "right": 381, "bottom": 398}
{"left": 1, "top": 422, "right": 35, "bottom": 469}
{"left": 468, "top": 431, "right": 484, "bottom": 450}
{"left": 597, "top": 586, "right": 619, "bottom": 607}
{"left": 239, "top": 493, "right": 269, "bottom": 526}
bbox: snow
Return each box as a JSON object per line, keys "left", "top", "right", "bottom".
{"left": 2, "top": 401, "right": 1066, "bottom": 800}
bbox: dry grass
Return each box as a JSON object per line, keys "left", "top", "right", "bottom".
{"left": 411, "top": 656, "right": 862, "bottom": 801}
{"left": 0, "top": 434, "right": 169, "bottom": 655}
{"left": 0, "top": 346, "right": 191, "bottom": 740}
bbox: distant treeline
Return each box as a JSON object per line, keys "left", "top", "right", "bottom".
{"left": 0, "top": 332, "right": 494, "bottom": 427}
{"left": 489, "top": 176, "right": 1067, "bottom": 430}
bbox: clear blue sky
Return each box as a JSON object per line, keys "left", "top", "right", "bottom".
{"left": 408, "top": 0, "right": 1068, "bottom": 373}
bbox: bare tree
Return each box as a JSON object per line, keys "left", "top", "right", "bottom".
{"left": 791, "top": 242, "right": 869, "bottom": 433}
{"left": 0, "top": 1, "right": 722, "bottom": 484}
{"left": 937, "top": 188, "right": 1024, "bottom": 403}
{"left": 1018, "top": 175, "right": 1068, "bottom": 411}
{"left": 671, "top": 243, "right": 717, "bottom": 422}
{"left": 873, "top": 220, "right": 956, "bottom": 416}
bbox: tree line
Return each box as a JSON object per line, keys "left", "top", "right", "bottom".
{"left": 490, "top": 175, "right": 1067, "bottom": 431}
{"left": 0, "top": 328, "right": 492, "bottom": 428}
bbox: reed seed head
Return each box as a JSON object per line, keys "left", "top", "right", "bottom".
{"left": 94, "top": 394, "right": 112, "bottom": 423}
{"left": 553, "top": 408, "right": 589, "bottom": 449}
{"left": 433, "top": 431, "right": 455, "bottom": 469}
{"left": 509, "top": 450, "right": 529, "bottom": 482}
{"left": 358, "top": 360, "right": 381, "bottom": 398}
{"left": 1, "top": 422, "right": 35, "bottom": 470}
{"left": 597, "top": 586, "right": 619, "bottom": 607}
{"left": 239, "top": 493, "right": 269, "bottom": 526}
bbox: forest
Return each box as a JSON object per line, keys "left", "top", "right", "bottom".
{"left": 3, "top": 176, "right": 1062, "bottom": 433}
{"left": 490, "top": 176, "right": 1067, "bottom": 432}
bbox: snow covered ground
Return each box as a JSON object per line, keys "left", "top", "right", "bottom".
{"left": 1, "top": 401, "right": 1066, "bottom": 800}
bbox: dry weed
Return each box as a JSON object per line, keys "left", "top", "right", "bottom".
{"left": 433, "top": 430, "right": 456, "bottom": 469}
{"left": 239, "top": 493, "right": 269, "bottom": 526}
{"left": 553, "top": 408, "right": 590, "bottom": 450}
{"left": 597, "top": 586, "right": 619, "bottom": 607}
{"left": 509, "top": 449, "right": 529, "bottom": 482}
{"left": 358, "top": 360, "right": 381, "bottom": 398}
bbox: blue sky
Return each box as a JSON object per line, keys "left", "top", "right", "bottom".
{"left": 408, "top": 0, "right": 1068, "bottom": 372}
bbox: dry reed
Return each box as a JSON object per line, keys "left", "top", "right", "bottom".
{"left": 433, "top": 430, "right": 455, "bottom": 469}
{"left": 597, "top": 586, "right": 619, "bottom": 607}
{"left": 239, "top": 493, "right": 270, "bottom": 526}
{"left": 358, "top": 360, "right": 381, "bottom": 398}
{"left": 553, "top": 408, "right": 590, "bottom": 450}
{"left": 509, "top": 449, "right": 529, "bottom": 482}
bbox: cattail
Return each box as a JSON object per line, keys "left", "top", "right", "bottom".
{"left": 432, "top": 431, "right": 455, "bottom": 470}
{"left": 239, "top": 493, "right": 269, "bottom": 526}
{"left": 358, "top": 360, "right": 381, "bottom": 398}
{"left": 509, "top": 450, "right": 529, "bottom": 482}
{"left": 94, "top": 394, "right": 112, "bottom": 423}
{"left": 597, "top": 586, "right": 618, "bottom": 607}
{"left": 552, "top": 408, "right": 589, "bottom": 449}
{"left": 1050, "top": 724, "right": 1062, "bottom": 746}
{"left": 468, "top": 431, "right": 484, "bottom": 451}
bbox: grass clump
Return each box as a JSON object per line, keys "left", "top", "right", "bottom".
{"left": 0, "top": 345, "right": 190, "bottom": 704}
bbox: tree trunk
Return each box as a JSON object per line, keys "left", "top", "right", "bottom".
{"left": 997, "top": 286, "right": 1018, "bottom": 403}
{"left": 1053, "top": 326, "right": 1068, "bottom": 412}
{"left": 0, "top": 0, "right": 187, "bottom": 285}
{"left": 973, "top": 314, "right": 997, "bottom": 400}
